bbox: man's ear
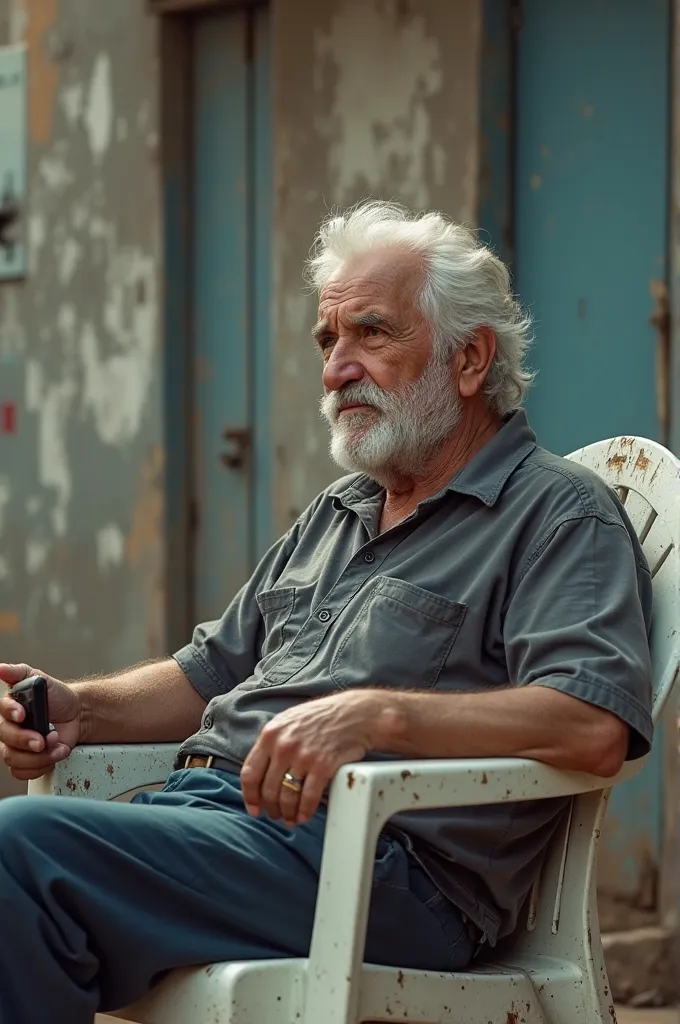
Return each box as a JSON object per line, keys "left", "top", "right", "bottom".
{"left": 457, "top": 326, "right": 496, "bottom": 399}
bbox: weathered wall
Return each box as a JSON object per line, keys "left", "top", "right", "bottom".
{"left": 0, "top": 0, "right": 483, "bottom": 793}
{"left": 0, "top": 0, "right": 163, "bottom": 792}
{"left": 271, "top": 0, "right": 482, "bottom": 534}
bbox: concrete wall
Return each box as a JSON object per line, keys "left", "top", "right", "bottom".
{"left": 0, "top": 0, "right": 483, "bottom": 790}
{"left": 0, "top": 0, "right": 163, "bottom": 794}
{"left": 270, "top": 0, "right": 481, "bottom": 535}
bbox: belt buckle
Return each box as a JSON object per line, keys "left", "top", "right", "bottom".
{"left": 184, "top": 755, "right": 214, "bottom": 769}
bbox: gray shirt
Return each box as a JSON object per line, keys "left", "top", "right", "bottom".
{"left": 174, "top": 410, "right": 653, "bottom": 944}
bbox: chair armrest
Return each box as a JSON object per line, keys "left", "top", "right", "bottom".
{"left": 333, "top": 754, "right": 642, "bottom": 822}
{"left": 27, "top": 744, "right": 179, "bottom": 800}
{"left": 302, "top": 754, "right": 643, "bottom": 1024}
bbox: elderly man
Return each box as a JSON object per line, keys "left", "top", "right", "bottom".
{"left": 0, "top": 202, "right": 651, "bottom": 1022}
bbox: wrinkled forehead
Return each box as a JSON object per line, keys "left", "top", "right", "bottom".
{"left": 317, "top": 247, "right": 426, "bottom": 320}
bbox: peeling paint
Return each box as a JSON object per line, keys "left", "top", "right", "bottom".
{"left": 26, "top": 366, "right": 76, "bottom": 537}
{"left": 56, "top": 303, "right": 76, "bottom": 349}
{"left": 58, "top": 236, "right": 81, "bottom": 285}
{"left": 25, "top": 539, "right": 48, "bottom": 574}
{"left": 0, "top": 478, "right": 10, "bottom": 537}
{"left": 0, "top": 286, "right": 26, "bottom": 357}
{"left": 0, "top": 0, "right": 162, "bottom": 706}
{"left": 84, "top": 54, "right": 113, "bottom": 164}
{"left": 60, "top": 81, "right": 83, "bottom": 126}
{"left": 314, "top": 0, "right": 442, "bottom": 207}
{"left": 39, "top": 153, "right": 74, "bottom": 190}
{"left": 80, "top": 247, "right": 157, "bottom": 447}
{"left": 27, "top": 211, "right": 47, "bottom": 276}
{"left": 96, "top": 523, "right": 125, "bottom": 572}
{"left": 273, "top": 0, "right": 480, "bottom": 538}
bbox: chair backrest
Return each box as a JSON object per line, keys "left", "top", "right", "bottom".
{"left": 498, "top": 436, "right": 680, "bottom": 964}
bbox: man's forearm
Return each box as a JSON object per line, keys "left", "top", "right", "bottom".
{"left": 74, "top": 658, "right": 206, "bottom": 745}
{"left": 369, "top": 684, "right": 629, "bottom": 778}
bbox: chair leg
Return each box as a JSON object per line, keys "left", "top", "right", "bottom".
{"left": 529, "top": 965, "right": 614, "bottom": 1024}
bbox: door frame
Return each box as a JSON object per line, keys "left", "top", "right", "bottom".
{"left": 157, "top": 12, "right": 193, "bottom": 650}
{"left": 155, "top": 3, "right": 271, "bottom": 647}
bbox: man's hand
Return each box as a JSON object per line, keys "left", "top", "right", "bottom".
{"left": 0, "top": 663, "right": 82, "bottom": 781}
{"left": 240, "top": 690, "right": 382, "bottom": 827}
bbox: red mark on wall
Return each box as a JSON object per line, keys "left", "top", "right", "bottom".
{"left": 1, "top": 403, "right": 16, "bottom": 435}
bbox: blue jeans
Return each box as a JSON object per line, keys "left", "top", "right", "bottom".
{"left": 0, "top": 768, "right": 474, "bottom": 1022}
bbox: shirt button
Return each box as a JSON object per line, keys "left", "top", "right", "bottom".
{"left": 318, "top": 609, "right": 332, "bottom": 623}
{"left": 364, "top": 551, "right": 375, "bottom": 563}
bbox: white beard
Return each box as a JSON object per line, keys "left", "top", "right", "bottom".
{"left": 320, "top": 356, "right": 462, "bottom": 483}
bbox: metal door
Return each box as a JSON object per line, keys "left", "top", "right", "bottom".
{"left": 515, "top": 0, "right": 670, "bottom": 454}
{"left": 514, "top": 0, "right": 670, "bottom": 913}
{"left": 192, "top": 5, "right": 271, "bottom": 625}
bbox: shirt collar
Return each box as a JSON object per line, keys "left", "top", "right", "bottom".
{"left": 444, "top": 409, "right": 537, "bottom": 507}
{"left": 331, "top": 410, "right": 537, "bottom": 511}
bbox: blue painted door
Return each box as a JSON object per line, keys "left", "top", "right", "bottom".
{"left": 192, "top": 5, "right": 271, "bottom": 624}
{"left": 516, "top": 0, "right": 670, "bottom": 454}
{"left": 514, "top": 0, "right": 670, "bottom": 905}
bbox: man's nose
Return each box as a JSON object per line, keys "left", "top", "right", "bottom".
{"left": 321, "top": 343, "right": 365, "bottom": 393}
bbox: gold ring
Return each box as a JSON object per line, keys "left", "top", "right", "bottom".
{"left": 281, "top": 771, "right": 303, "bottom": 794}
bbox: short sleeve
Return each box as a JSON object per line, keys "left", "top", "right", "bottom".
{"left": 503, "top": 515, "right": 653, "bottom": 760}
{"left": 173, "top": 521, "right": 302, "bottom": 704}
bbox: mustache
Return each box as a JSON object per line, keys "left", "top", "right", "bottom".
{"left": 320, "top": 382, "right": 394, "bottom": 423}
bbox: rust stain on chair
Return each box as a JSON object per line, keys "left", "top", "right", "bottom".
{"left": 607, "top": 454, "right": 627, "bottom": 473}
{"left": 634, "top": 449, "right": 651, "bottom": 474}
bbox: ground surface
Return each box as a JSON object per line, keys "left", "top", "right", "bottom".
{"left": 99, "top": 1011, "right": 679, "bottom": 1023}
{"left": 615, "top": 1010, "right": 678, "bottom": 1024}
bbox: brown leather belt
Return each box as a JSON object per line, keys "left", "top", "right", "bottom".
{"left": 183, "top": 754, "right": 235, "bottom": 773}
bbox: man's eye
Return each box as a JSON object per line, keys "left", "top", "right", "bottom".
{"left": 365, "top": 326, "right": 382, "bottom": 337}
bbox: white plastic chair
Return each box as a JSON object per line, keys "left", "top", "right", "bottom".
{"left": 30, "top": 435, "right": 680, "bottom": 1024}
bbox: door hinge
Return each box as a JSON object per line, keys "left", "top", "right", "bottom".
{"left": 220, "top": 426, "right": 252, "bottom": 470}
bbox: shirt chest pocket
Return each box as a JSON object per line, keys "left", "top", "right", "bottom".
{"left": 256, "top": 587, "right": 296, "bottom": 658}
{"left": 330, "top": 576, "right": 467, "bottom": 691}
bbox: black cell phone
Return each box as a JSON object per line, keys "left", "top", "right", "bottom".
{"left": 10, "top": 675, "right": 50, "bottom": 737}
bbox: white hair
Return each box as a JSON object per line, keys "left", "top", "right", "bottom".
{"left": 305, "top": 201, "right": 534, "bottom": 416}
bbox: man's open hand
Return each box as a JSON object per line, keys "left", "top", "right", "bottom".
{"left": 240, "top": 690, "right": 382, "bottom": 827}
